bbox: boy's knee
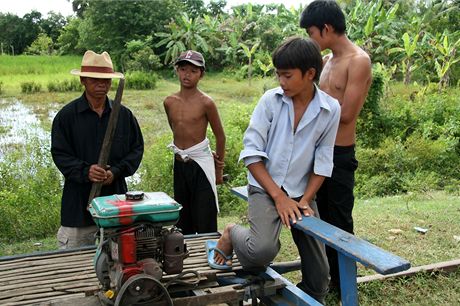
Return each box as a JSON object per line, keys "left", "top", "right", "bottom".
{"left": 247, "top": 241, "right": 279, "bottom": 266}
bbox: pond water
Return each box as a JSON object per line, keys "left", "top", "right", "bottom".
{"left": 0, "top": 99, "right": 140, "bottom": 185}
{"left": 0, "top": 99, "right": 50, "bottom": 159}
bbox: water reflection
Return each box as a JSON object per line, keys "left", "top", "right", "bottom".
{"left": 0, "top": 99, "right": 49, "bottom": 159}
{"left": 0, "top": 99, "right": 140, "bottom": 186}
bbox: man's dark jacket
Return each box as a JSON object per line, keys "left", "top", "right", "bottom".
{"left": 51, "top": 94, "right": 144, "bottom": 227}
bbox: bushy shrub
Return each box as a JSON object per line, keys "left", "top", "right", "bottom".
{"left": 125, "top": 47, "right": 162, "bottom": 72}
{"left": 354, "top": 73, "right": 459, "bottom": 197}
{"left": 134, "top": 134, "right": 174, "bottom": 197}
{"left": 356, "top": 69, "right": 387, "bottom": 147}
{"left": 208, "top": 102, "right": 254, "bottom": 216}
{"left": 20, "top": 82, "right": 42, "bottom": 94}
{"left": 356, "top": 133, "right": 459, "bottom": 197}
{"left": 47, "top": 78, "right": 82, "bottom": 92}
{"left": 24, "top": 33, "right": 54, "bottom": 55}
{"left": 125, "top": 71, "right": 158, "bottom": 90}
{"left": 0, "top": 137, "right": 61, "bottom": 243}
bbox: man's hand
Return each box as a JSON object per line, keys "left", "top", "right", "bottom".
{"left": 215, "top": 168, "right": 224, "bottom": 185}
{"left": 102, "top": 170, "right": 114, "bottom": 186}
{"left": 213, "top": 152, "right": 224, "bottom": 185}
{"left": 274, "top": 194, "right": 305, "bottom": 229}
{"left": 88, "top": 164, "right": 107, "bottom": 183}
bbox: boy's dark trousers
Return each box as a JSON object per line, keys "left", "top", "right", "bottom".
{"left": 316, "top": 145, "right": 358, "bottom": 289}
{"left": 173, "top": 158, "right": 217, "bottom": 235}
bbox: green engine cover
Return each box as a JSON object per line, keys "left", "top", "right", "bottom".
{"left": 88, "top": 192, "right": 182, "bottom": 228}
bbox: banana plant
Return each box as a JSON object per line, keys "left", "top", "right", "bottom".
{"left": 389, "top": 32, "right": 420, "bottom": 84}
{"left": 155, "top": 13, "right": 210, "bottom": 65}
{"left": 431, "top": 32, "right": 460, "bottom": 90}
{"left": 216, "top": 32, "right": 240, "bottom": 66}
{"left": 255, "top": 53, "right": 274, "bottom": 78}
{"left": 347, "top": 0, "right": 400, "bottom": 62}
{"left": 238, "top": 41, "right": 260, "bottom": 85}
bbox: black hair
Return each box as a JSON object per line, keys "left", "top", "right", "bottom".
{"left": 272, "top": 37, "right": 322, "bottom": 82}
{"left": 299, "top": 0, "right": 346, "bottom": 35}
{"left": 175, "top": 60, "right": 205, "bottom": 75}
{"left": 174, "top": 61, "right": 205, "bottom": 76}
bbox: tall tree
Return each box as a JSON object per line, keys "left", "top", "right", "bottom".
{"left": 77, "top": 0, "right": 183, "bottom": 66}
{"left": 0, "top": 13, "right": 22, "bottom": 54}
{"left": 57, "top": 17, "right": 84, "bottom": 55}
{"left": 40, "top": 12, "right": 67, "bottom": 43}
{"left": 0, "top": 11, "right": 42, "bottom": 55}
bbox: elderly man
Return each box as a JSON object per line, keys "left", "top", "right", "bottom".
{"left": 51, "top": 50, "right": 144, "bottom": 249}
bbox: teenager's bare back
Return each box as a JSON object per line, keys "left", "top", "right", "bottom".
{"left": 164, "top": 91, "right": 213, "bottom": 149}
{"left": 320, "top": 45, "right": 371, "bottom": 146}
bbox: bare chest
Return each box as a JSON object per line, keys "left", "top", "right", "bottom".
{"left": 168, "top": 102, "right": 207, "bottom": 127}
{"left": 319, "top": 59, "right": 349, "bottom": 101}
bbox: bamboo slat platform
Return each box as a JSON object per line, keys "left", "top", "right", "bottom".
{"left": 0, "top": 233, "right": 250, "bottom": 306}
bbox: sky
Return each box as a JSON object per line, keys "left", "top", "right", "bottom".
{"left": 0, "top": 0, "right": 311, "bottom": 17}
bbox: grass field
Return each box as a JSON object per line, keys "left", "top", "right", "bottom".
{"left": 0, "top": 55, "right": 459, "bottom": 305}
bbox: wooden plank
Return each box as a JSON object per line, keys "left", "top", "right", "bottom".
{"left": 0, "top": 280, "right": 99, "bottom": 299}
{"left": 0, "top": 256, "right": 94, "bottom": 274}
{"left": 0, "top": 272, "right": 98, "bottom": 291}
{"left": 45, "top": 295, "right": 101, "bottom": 306}
{"left": 0, "top": 259, "right": 93, "bottom": 278}
{"left": 2, "top": 293, "right": 87, "bottom": 306}
{"left": 231, "top": 186, "right": 411, "bottom": 275}
{"left": 0, "top": 266, "right": 95, "bottom": 283}
{"left": 2, "top": 291, "right": 87, "bottom": 304}
{"left": 357, "top": 259, "right": 460, "bottom": 283}
{"left": 0, "top": 248, "right": 95, "bottom": 264}
{"left": 173, "top": 285, "right": 240, "bottom": 306}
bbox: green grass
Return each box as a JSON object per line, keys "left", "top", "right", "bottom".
{"left": 0, "top": 55, "right": 81, "bottom": 75}
{"left": 0, "top": 55, "right": 81, "bottom": 95}
{"left": 357, "top": 269, "right": 460, "bottom": 306}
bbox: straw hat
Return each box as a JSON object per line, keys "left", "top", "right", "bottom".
{"left": 71, "top": 50, "right": 124, "bottom": 79}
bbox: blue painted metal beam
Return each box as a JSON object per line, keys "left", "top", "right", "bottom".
{"left": 231, "top": 186, "right": 410, "bottom": 275}
{"left": 338, "top": 254, "right": 359, "bottom": 306}
{"left": 261, "top": 267, "right": 323, "bottom": 306}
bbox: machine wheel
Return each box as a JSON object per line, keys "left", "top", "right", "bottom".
{"left": 94, "top": 251, "right": 110, "bottom": 288}
{"left": 114, "top": 274, "right": 172, "bottom": 306}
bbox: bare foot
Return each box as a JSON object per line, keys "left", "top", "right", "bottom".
{"left": 214, "top": 223, "right": 235, "bottom": 266}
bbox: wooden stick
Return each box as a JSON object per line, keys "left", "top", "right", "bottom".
{"left": 87, "top": 78, "right": 125, "bottom": 205}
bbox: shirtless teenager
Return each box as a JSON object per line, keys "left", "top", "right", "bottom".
{"left": 164, "top": 50, "right": 226, "bottom": 234}
{"left": 300, "top": 0, "right": 372, "bottom": 290}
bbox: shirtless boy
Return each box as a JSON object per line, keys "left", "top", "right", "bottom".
{"left": 300, "top": 0, "right": 372, "bottom": 289}
{"left": 164, "top": 50, "right": 226, "bottom": 235}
